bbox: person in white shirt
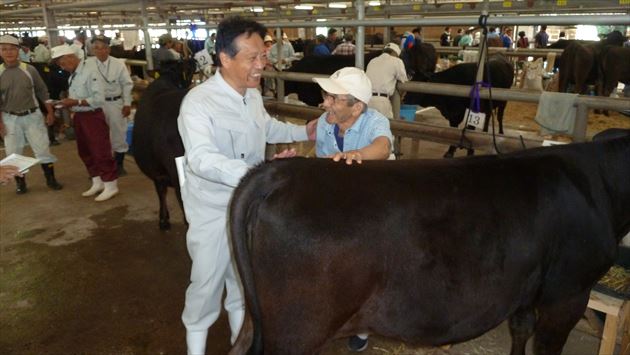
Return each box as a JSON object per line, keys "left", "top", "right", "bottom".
{"left": 70, "top": 32, "right": 87, "bottom": 60}
{"left": 32, "top": 36, "right": 51, "bottom": 63}
{"left": 177, "top": 16, "right": 317, "bottom": 355}
{"left": 51, "top": 43, "right": 119, "bottom": 202}
{"left": 365, "top": 43, "right": 408, "bottom": 119}
{"left": 89, "top": 35, "right": 134, "bottom": 176}
{"left": 268, "top": 32, "right": 296, "bottom": 70}
{"left": 110, "top": 32, "right": 123, "bottom": 47}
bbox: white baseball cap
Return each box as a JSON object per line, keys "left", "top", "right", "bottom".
{"left": 50, "top": 44, "right": 77, "bottom": 59}
{"left": 0, "top": 35, "right": 20, "bottom": 46}
{"left": 384, "top": 42, "right": 401, "bottom": 56}
{"left": 313, "top": 67, "right": 373, "bottom": 104}
{"left": 264, "top": 35, "right": 273, "bottom": 43}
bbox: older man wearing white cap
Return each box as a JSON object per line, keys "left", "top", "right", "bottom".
{"left": 314, "top": 66, "right": 393, "bottom": 164}
{"left": 365, "top": 42, "right": 408, "bottom": 119}
{"left": 51, "top": 43, "right": 119, "bottom": 201}
{"left": 0, "top": 34, "right": 63, "bottom": 194}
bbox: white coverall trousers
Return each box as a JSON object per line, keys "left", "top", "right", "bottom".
{"left": 2, "top": 110, "right": 57, "bottom": 164}
{"left": 181, "top": 184, "right": 244, "bottom": 355}
{"left": 102, "top": 99, "right": 128, "bottom": 153}
{"left": 368, "top": 96, "right": 394, "bottom": 119}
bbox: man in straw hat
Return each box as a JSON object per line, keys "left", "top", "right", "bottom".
{"left": 0, "top": 34, "right": 63, "bottom": 194}
{"left": 50, "top": 42, "right": 119, "bottom": 201}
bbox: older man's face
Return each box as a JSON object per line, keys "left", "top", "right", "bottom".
{"left": 0, "top": 44, "right": 19, "bottom": 65}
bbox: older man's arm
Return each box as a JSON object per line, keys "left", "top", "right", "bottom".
{"left": 331, "top": 136, "right": 391, "bottom": 164}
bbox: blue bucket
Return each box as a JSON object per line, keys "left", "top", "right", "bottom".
{"left": 400, "top": 105, "right": 416, "bottom": 122}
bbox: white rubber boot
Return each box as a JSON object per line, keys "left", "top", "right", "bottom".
{"left": 95, "top": 180, "right": 119, "bottom": 202}
{"left": 186, "top": 330, "right": 208, "bottom": 355}
{"left": 82, "top": 176, "right": 104, "bottom": 197}
{"left": 228, "top": 308, "right": 245, "bottom": 345}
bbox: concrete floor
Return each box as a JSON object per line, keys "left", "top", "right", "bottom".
{"left": 0, "top": 133, "right": 603, "bottom": 354}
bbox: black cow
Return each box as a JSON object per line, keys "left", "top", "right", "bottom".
{"left": 404, "top": 55, "right": 514, "bottom": 157}
{"left": 285, "top": 53, "right": 379, "bottom": 107}
{"left": 400, "top": 42, "right": 437, "bottom": 79}
{"left": 132, "top": 59, "right": 195, "bottom": 230}
{"left": 229, "top": 129, "right": 630, "bottom": 355}
{"left": 558, "top": 30, "right": 626, "bottom": 95}
{"left": 598, "top": 46, "right": 630, "bottom": 99}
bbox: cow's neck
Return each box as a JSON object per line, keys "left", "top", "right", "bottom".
{"left": 597, "top": 137, "right": 630, "bottom": 240}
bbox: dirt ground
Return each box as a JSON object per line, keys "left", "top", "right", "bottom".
{"left": 1, "top": 102, "right": 628, "bottom": 354}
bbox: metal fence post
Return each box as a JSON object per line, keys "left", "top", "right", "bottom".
{"left": 573, "top": 103, "right": 589, "bottom": 143}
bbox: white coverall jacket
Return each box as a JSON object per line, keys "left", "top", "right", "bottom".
{"left": 177, "top": 69, "right": 308, "bottom": 345}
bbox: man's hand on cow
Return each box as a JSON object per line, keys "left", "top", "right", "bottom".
{"left": 306, "top": 119, "right": 317, "bottom": 141}
{"left": 331, "top": 150, "right": 363, "bottom": 165}
{"left": 272, "top": 148, "right": 297, "bottom": 159}
{"left": 122, "top": 106, "right": 131, "bottom": 117}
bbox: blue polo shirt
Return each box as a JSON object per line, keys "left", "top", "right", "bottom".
{"left": 316, "top": 108, "right": 393, "bottom": 157}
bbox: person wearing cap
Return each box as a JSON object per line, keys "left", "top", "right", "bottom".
{"left": 177, "top": 17, "right": 317, "bottom": 354}
{"left": 0, "top": 34, "right": 63, "bottom": 194}
{"left": 313, "top": 67, "right": 393, "bottom": 164}
{"left": 365, "top": 42, "right": 408, "bottom": 119}
{"left": 332, "top": 33, "right": 356, "bottom": 56}
{"left": 313, "top": 34, "right": 331, "bottom": 56}
{"left": 262, "top": 34, "right": 276, "bottom": 96}
{"left": 110, "top": 32, "right": 123, "bottom": 47}
{"left": 152, "top": 33, "right": 178, "bottom": 71}
{"left": 19, "top": 39, "right": 33, "bottom": 63}
{"left": 89, "top": 35, "right": 134, "bottom": 176}
{"left": 50, "top": 42, "right": 119, "bottom": 202}
{"left": 268, "top": 32, "right": 296, "bottom": 70}
{"left": 459, "top": 28, "right": 474, "bottom": 48}
{"left": 32, "top": 36, "right": 51, "bottom": 63}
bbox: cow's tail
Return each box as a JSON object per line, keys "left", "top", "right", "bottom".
{"left": 229, "top": 164, "right": 280, "bottom": 355}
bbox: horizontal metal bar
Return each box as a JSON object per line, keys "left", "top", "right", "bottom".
{"left": 398, "top": 81, "right": 630, "bottom": 111}
{"left": 263, "top": 101, "right": 544, "bottom": 153}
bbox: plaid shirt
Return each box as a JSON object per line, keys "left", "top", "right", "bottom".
{"left": 332, "top": 42, "right": 355, "bottom": 55}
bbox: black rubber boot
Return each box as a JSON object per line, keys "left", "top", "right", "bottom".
{"left": 41, "top": 163, "right": 63, "bottom": 190}
{"left": 48, "top": 125, "right": 60, "bottom": 146}
{"left": 115, "top": 152, "right": 127, "bottom": 177}
{"left": 15, "top": 176, "right": 27, "bottom": 194}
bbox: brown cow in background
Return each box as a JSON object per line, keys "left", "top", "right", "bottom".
{"left": 598, "top": 46, "right": 630, "bottom": 99}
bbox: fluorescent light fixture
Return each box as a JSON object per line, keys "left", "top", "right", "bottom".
{"left": 328, "top": 2, "right": 347, "bottom": 8}
{"left": 368, "top": 1, "right": 380, "bottom": 6}
{"left": 295, "top": 4, "right": 314, "bottom": 10}
{"left": 252, "top": 6, "right": 264, "bottom": 12}
{"left": 316, "top": 18, "right": 328, "bottom": 22}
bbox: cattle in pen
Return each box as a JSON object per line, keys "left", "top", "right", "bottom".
{"left": 228, "top": 129, "right": 630, "bottom": 355}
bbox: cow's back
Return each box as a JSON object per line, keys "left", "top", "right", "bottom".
{"left": 231, "top": 133, "right": 630, "bottom": 353}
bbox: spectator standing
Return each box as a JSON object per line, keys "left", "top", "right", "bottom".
{"left": 440, "top": 27, "right": 451, "bottom": 46}
{"left": 452, "top": 28, "right": 464, "bottom": 47}
{"left": 110, "top": 32, "right": 123, "bottom": 47}
{"left": 501, "top": 27, "right": 514, "bottom": 48}
{"left": 32, "top": 36, "right": 51, "bottom": 63}
{"left": 176, "top": 16, "right": 316, "bottom": 355}
{"left": 332, "top": 33, "right": 356, "bottom": 55}
{"left": 366, "top": 43, "right": 408, "bottom": 119}
{"left": 313, "top": 34, "right": 331, "bottom": 56}
{"left": 152, "top": 33, "right": 178, "bottom": 71}
{"left": 412, "top": 27, "right": 423, "bottom": 45}
{"left": 268, "top": 32, "right": 296, "bottom": 70}
{"left": 517, "top": 31, "right": 529, "bottom": 49}
{"left": 326, "top": 28, "right": 339, "bottom": 52}
{"left": 0, "top": 35, "right": 63, "bottom": 194}
{"left": 19, "top": 40, "right": 32, "bottom": 62}
{"left": 51, "top": 43, "right": 119, "bottom": 201}
{"left": 459, "top": 28, "right": 474, "bottom": 47}
{"left": 89, "top": 35, "right": 134, "bottom": 177}
{"left": 71, "top": 31, "right": 87, "bottom": 59}
{"left": 534, "top": 25, "right": 549, "bottom": 48}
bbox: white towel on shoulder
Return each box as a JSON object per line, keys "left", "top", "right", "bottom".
{"left": 535, "top": 92, "right": 578, "bottom": 136}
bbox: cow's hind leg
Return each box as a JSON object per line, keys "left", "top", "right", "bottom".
{"left": 533, "top": 290, "right": 590, "bottom": 355}
{"left": 508, "top": 307, "right": 535, "bottom": 355}
{"left": 154, "top": 179, "right": 170, "bottom": 230}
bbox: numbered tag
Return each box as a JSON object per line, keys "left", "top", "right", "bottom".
{"left": 454, "top": 3, "right": 464, "bottom": 10}
{"left": 503, "top": 1, "right": 512, "bottom": 7}
{"left": 463, "top": 108, "right": 486, "bottom": 130}
{"left": 556, "top": 0, "right": 567, "bottom": 5}
{"left": 194, "top": 48, "right": 213, "bottom": 71}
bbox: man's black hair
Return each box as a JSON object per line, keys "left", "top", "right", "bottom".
{"left": 412, "top": 27, "right": 421, "bottom": 34}
{"left": 215, "top": 16, "right": 267, "bottom": 67}
{"left": 328, "top": 28, "right": 337, "bottom": 36}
